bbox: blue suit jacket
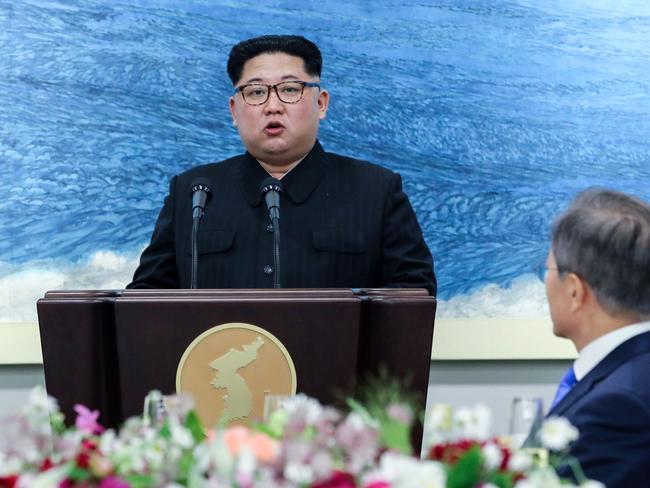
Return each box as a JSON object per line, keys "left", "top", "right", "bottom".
{"left": 548, "top": 330, "right": 650, "bottom": 487}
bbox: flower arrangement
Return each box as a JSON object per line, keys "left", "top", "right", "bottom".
{"left": 0, "top": 387, "right": 601, "bottom": 488}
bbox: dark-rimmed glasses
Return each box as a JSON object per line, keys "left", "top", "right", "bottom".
{"left": 234, "top": 81, "right": 320, "bottom": 106}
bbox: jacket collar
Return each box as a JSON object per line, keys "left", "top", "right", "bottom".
{"left": 548, "top": 330, "right": 650, "bottom": 416}
{"left": 238, "top": 140, "right": 329, "bottom": 207}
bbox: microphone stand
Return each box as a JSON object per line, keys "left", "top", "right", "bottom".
{"left": 271, "top": 215, "right": 281, "bottom": 289}
{"left": 259, "top": 177, "right": 283, "bottom": 289}
{"left": 190, "top": 179, "right": 211, "bottom": 289}
{"left": 191, "top": 216, "right": 201, "bottom": 289}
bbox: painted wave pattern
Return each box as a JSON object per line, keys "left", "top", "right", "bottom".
{"left": 1, "top": 0, "right": 650, "bottom": 321}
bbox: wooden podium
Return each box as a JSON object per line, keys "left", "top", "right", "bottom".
{"left": 37, "top": 288, "right": 435, "bottom": 447}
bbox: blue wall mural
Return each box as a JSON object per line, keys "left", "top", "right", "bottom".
{"left": 1, "top": 0, "right": 649, "bottom": 322}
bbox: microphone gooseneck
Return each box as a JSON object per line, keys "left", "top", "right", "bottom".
{"left": 259, "top": 177, "right": 283, "bottom": 288}
{"left": 190, "top": 178, "right": 212, "bottom": 289}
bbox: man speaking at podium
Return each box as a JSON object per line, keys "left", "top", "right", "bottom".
{"left": 127, "top": 35, "right": 435, "bottom": 294}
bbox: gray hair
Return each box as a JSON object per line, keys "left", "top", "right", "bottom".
{"left": 552, "top": 188, "right": 650, "bottom": 317}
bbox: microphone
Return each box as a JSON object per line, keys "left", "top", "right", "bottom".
{"left": 191, "top": 178, "right": 212, "bottom": 219}
{"left": 259, "top": 177, "right": 283, "bottom": 221}
{"left": 189, "top": 178, "right": 212, "bottom": 289}
{"left": 259, "top": 177, "right": 283, "bottom": 288}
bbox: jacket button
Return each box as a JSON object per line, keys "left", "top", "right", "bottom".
{"left": 263, "top": 265, "right": 274, "bottom": 275}
{"left": 266, "top": 224, "right": 274, "bottom": 233}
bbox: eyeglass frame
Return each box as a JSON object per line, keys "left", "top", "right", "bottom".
{"left": 535, "top": 264, "right": 574, "bottom": 282}
{"left": 233, "top": 81, "right": 321, "bottom": 106}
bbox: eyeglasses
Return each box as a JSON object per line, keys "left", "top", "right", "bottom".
{"left": 535, "top": 265, "right": 562, "bottom": 282}
{"left": 234, "top": 81, "right": 320, "bottom": 106}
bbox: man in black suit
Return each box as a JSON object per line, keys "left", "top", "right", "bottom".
{"left": 128, "top": 35, "right": 435, "bottom": 293}
{"left": 542, "top": 189, "right": 650, "bottom": 487}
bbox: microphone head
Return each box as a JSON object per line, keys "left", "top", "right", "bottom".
{"left": 190, "top": 177, "right": 212, "bottom": 197}
{"left": 259, "top": 177, "right": 283, "bottom": 196}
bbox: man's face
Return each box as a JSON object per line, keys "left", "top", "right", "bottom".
{"left": 229, "top": 52, "right": 329, "bottom": 166}
{"left": 545, "top": 249, "right": 574, "bottom": 339}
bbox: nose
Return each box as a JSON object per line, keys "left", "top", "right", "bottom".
{"left": 263, "top": 87, "right": 284, "bottom": 113}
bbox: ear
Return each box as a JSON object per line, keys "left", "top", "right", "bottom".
{"left": 317, "top": 89, "right": 330, "bottom": 120}
{"left": 229, "top": 96, "right": 238, "bottom": 127}
{"left": 566, "top": 273, "right": 588, "bottom": 313}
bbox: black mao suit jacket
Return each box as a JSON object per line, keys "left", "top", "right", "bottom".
{"left": 127, "top": 141, "right": 436, "bottom": 294}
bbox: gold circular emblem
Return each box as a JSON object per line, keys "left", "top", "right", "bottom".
{"left": 176, "top": 322, "right": 297, "bottom": 428}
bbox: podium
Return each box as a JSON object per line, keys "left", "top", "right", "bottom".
{"left": 37, "top": 288, "right": 435, "bottom": 447}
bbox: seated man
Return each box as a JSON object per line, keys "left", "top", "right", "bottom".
{"left": 127, "top": 35, "right": 435, "bottom": 294}
{"left": 543, "top": 188, "right": 650, "bottom": 487}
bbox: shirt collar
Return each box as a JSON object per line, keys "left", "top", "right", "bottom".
{"left": 573, "top": 320, "right": 650, "bottom": 381}
{"left": 238, "top": 140, "right": 328, "bottom": 207}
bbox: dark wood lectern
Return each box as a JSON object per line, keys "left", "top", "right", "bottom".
{"left": 37, "top": 288, "right": 435, "bottom": 447}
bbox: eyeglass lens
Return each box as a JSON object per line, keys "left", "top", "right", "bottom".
{"left": 242, "top": 82, "right": 304, "bottom": 105}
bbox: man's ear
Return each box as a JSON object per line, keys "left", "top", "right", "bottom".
{"left": 229, "top": 97, "right": 238, "bottom": 127}
{"left": 317, "top": 89, "right": 330, "bottom": 120}
{"left": 567, "top": 273, "right": 588, "bottom": 313}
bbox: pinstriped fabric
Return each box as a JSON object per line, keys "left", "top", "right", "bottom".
{"left": 128, "top": 141, "right": 436, "bottom": 295}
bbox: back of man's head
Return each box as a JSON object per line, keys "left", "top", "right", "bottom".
{"left": 552, "top": 188, "right": 650, "bottom": 318}
{"left": 227, "top": 35, "right": 322, "bottom": 85}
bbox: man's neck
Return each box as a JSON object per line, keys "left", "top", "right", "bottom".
{"left": 257, "top": 157, "right": 305, "bottom": 180}
{"left": 574, "top": 310, "right": 643, "bottom": 351}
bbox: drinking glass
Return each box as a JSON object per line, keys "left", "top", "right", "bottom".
{"left": 263, "top": 394, "right": 291, "bottom": 421}
{"left": 509, "top": 396, "right": 543, "bottom": 448}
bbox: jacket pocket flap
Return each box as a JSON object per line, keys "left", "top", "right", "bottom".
{"left": 312, "top": 228, "right": 366, "bottom": 254}
{"left": 187, "top": 230, "right": 235, "bottom": 255}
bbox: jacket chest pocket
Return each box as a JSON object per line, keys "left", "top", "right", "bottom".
{"left": 186, "top": 229, "right": 235, "bottom": 255}
{"left": 312, "top": 228, "right": 367, "bottom": 254}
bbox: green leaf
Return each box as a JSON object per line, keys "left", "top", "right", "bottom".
{"left": 124, "top": 473, "right": 155, "bottom": 488}
{"left": 158, "top": 419, "right": 172, "bottom": 440}
{"left": 446, "top": 446, "right": 483, "bottom": 488}
{"left": 487, "top": 470, "right": 515, "bottom": 488}
{"left": 185, "top": 410, "right": 206, "bottom": 443}
{"left": 379, "top": 418, "right": 412, "bottom": 455}
{"left": 67, "top": 466, "right": 92, "bottom": 482}
{"left": 177, "top": 449, "right": 196, "bottom": 484}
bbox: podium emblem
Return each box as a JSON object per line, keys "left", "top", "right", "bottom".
{"left": 176, "top": 323, "right": 296, "bottom": 428}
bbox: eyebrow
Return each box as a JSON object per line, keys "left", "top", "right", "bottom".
{"left": 241, "top": 74, "right": 303, "bottom": 84}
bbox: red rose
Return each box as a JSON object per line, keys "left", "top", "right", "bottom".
{"left": 311, "top": 470, "right": 357, "bottom": 488}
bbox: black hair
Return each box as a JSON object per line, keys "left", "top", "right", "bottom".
{"left": 227, "top": 35, "right": 322, "bottom": 85}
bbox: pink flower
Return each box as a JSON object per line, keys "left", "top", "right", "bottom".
{"left": 386, "top": 404, "right": 413, "bottom": 426}
{"left": 224, "top": 425, "right": 279, "bottom": 463}
{"left": 311, "top": 470, "right": 357, "bottom": 488}
{"left": 98, "top": 476, "right": 130, "bottom": 488}
{"left": 365, "top": 482, "right": 390, "bottom": 488}
{"left": 73, "top": 405, "right": 104, "bottom": 435}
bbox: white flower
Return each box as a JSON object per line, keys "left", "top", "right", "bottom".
{"left": 366, "top": 452, "right": 446, "bottom": 488}
{"left": 284, "top": 462, "right": 314, "bottom": 485}
{"left": 169, "top": 418, "right": 194, "bottom": 449}
{"left": 580, "top": 481, "right": 606, "bottom": 488}
{"left": 507, "top": 451, "right": 532, "bottom": 472}
{"left": 427, "top": 403, "right": 452, "bottom": 431}
{"left": 0, "top": 452, "right": 22, "bottom": 477}
{"left": 281, "top": 394, "right": 324, "bottom": 425}
{"left": 537, "top": 416, "right": 579, "bottom": 451}
{"left": 26, "top": 387, "right": 57, "bottom": 413}
{"left": 481, "top": 442, "right": 503, "bottom": 470}
{"left": 236, "top": 449, "right": 257, "bottom": 479}
{"left": 454, "top": 403, "right": 491, "bottom": 441}
{"left": 482, "top": 484, "right": 499, "bottom": 488}
{"left": 514, "top": 466, "right": 565, "bottom": 488}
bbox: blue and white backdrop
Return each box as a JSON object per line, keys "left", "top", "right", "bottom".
{"left": 2, "top": 0, "right": 649, "bottom": 323}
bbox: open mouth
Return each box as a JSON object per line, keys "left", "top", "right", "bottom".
{"left": 264, "top": 121, "right": 285, "bottom": 135}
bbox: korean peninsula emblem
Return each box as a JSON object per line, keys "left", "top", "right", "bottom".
{"left": 176, "top": 323, "right": 297, "bottom": 428}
